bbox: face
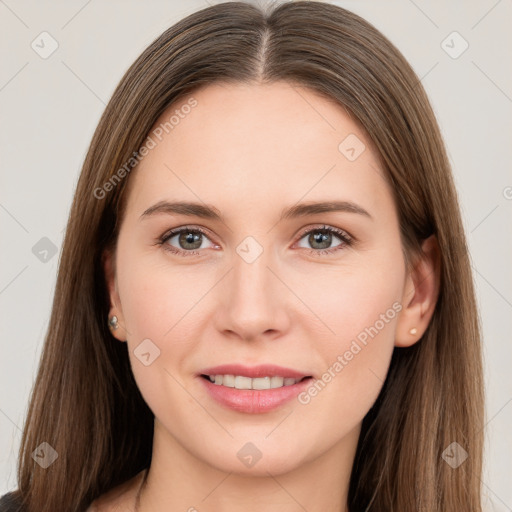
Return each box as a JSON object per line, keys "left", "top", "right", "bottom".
{"left": 106, "top": 81, "right": 412, "bottom": 476}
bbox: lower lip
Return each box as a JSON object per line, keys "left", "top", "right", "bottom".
{"left": 198, "top": 376, "right": 313, "bottom": 414}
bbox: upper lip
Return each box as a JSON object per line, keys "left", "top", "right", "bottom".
{"left": 198, "top": 364, "right": 311, "bottom": 379}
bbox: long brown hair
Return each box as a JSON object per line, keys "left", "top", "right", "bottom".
{"left": 9, "top": 1, "right": 483, "bottom": 510}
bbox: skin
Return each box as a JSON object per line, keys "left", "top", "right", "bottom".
{"left": 98, "top": 81, "right": 440, "bottom": 512}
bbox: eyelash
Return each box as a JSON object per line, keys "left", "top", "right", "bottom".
{"left": 156, "top": 224, "right": 354, "bottom": 258}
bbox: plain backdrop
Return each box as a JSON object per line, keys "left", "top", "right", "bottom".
{"left": 1, "top": 0, "right": 511, "bottom": 509}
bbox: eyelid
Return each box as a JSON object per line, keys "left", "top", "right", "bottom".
{"left": 294, "top": 224, "right": 353, "bottom": 243}
{"left": 160, "top": 224, "right": 214, "bottom": 242}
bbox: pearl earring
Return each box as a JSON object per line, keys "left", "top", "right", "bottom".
{"left": 409, "top": 327, "right": 417, "bottom": 335}
{"left": 108, "top": 315, "right": 119, "bottom": 330}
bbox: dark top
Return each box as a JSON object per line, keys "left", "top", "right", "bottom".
{"left": 0, "top": 491, "right": 26, "bottom": 512}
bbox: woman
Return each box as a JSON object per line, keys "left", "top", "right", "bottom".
{"left": 0, "top": 1, "right": 484, "bottom": 511}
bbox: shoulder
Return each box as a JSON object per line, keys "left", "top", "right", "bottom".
{"left": 0, "top": 491, "right": 25, "bottom": 511}
{"left": 87, "top": 469, "right": 147, "bottom": 512}
{"left": 0, "top": 470, "right": 146, "bottom": 512}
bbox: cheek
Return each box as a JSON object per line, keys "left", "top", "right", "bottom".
{"left": 116, "top": 248, "right": 210, "bottom": 341}
{"left": 297, "top": 250, "right": 404, "bottom": 418}
{"left": 303, "top": 250, "right": 404, "bottom": 346}
{"left": 114, "top": 251, "right": 196, "bottom": 390}
{"left": 115, "top": 260, "right": 204, "bottom": 427}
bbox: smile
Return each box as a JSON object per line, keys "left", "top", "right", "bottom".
{"left": 202, "top": 374, "right": 309, "bottom": 390}
{"left": 198, "top": 374, "right": 314, "bottom": 414}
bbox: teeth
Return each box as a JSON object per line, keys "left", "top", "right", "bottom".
{"left": 207, "top": 374, "right": 303, "bottom": 389}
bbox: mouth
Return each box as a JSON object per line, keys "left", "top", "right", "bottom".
{"left": 200, "top": 374, "right": 313, "bottom": 390}
{"left": 198, "top": 373, "right": 314, "bottom": 414}
{"left": 197, "top": 364, "right": 315, "bottom": 413}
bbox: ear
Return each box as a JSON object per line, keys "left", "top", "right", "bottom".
{"left": 102, "top": 247, "right": 127, "bottom": 342}
{"left": 395, "top": 235, "right": 441, "bottom": 347}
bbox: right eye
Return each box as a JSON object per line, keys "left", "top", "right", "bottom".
{"left": 158, "top": 226, "right": 218, "bottom": 257}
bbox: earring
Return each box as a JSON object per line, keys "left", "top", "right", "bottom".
{"left": 108, "top": 315, "right": 119, "bottom": 330}
{"left": 409, "top": 327, "right": 417, "bottom": 335}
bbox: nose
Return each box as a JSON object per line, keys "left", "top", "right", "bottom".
{"left": 213, "top": 244, "right": 292, "bottom": 342}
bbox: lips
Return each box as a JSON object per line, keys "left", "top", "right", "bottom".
{"left": 198, "top": 375, "right": 313, "bottom": 414}
{"left": 197, "top": 364, "right": 314, "bottom": 413}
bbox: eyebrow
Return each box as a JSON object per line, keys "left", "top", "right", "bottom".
{"left": 139, "top": 200, "right": 372, "bottom": 222}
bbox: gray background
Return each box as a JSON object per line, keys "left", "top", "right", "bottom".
{"left": 1, "top": 0, "right": 511, "bottom": 509}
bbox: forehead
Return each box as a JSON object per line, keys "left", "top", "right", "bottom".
{"left": 124, "top": 81, "right": 392, "bottom": 220}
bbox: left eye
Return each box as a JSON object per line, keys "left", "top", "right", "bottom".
{"left": 158, "top": 225, "right": 353, "bottom": 257}
{"left": 295, "top": 225, "right": 352, "bottom": 254}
